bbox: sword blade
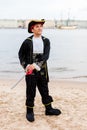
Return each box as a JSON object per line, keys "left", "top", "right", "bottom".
{"left": 11, "top": 75, "right": 25, "bottom": 89}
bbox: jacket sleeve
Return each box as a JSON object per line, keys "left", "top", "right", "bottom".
{"left": 42, "top": 38, "right": 50, "bottom": 61}
{"left": 18, "top": 40, "right": 28, "bottom": 69}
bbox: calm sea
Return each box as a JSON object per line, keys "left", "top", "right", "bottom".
{"left": 0, "top": 28, "right": 87, "bottom": 81}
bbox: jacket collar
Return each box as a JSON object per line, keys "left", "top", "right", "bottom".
{"left": 29, "top": 35, "right": 46, "bottom": 41}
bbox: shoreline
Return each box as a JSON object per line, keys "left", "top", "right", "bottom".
{"left": 0, "top": 75, "right": 87, "bottom": 83}
{"left": 0, "top": 78, "right": 87, "bottom": 130}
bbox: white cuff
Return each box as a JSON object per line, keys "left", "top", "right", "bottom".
{"left": 33, "top": 63, "right": 41, "bottom": 71}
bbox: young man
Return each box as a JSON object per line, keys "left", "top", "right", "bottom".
{"left": 18, "top": 19, "right": 61, "bottom": 122}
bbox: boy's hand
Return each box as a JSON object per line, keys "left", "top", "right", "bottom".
{"left": 26, "top": 64, "right": 35, "bottom": 75}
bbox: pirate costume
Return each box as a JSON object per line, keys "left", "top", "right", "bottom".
{"left": 18, "top": 19, "right": 61, "bottom": 122}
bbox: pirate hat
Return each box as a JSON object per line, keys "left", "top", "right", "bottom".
{"left": 28, "top": 19, "right": 45, "bottom": 33}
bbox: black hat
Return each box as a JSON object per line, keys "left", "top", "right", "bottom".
{"left": 28, "top": 19, "right": 45, "bottom": 33}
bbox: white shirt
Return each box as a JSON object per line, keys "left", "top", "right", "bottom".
{"left": 33, "top": 36, "right": 43, "bottom": 54}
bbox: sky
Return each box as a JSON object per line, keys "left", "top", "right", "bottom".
{"left": 0, "top": 0, "right": 87, "bottom": 20}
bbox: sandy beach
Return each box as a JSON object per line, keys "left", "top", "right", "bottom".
{"left": 0, "top": 78, "right": 87, "bottom": 130}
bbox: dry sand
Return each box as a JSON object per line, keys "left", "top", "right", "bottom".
{"left": 0, "top": 78, "right": 87, "bottom": 130}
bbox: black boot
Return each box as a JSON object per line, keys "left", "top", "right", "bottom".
{"left": 45, "top": 104, "right": 61, "bottom": 116}
{"left": 26, "top": 107, "right": 34, "bottom": 122}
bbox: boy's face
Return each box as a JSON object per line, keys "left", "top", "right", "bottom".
{"left": 32, "top": 23, "right": 43, "bottom": 36}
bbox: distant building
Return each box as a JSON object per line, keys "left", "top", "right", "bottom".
{"left": 44, "top": 20, "right": 55, "bottom": 28}
{"left": 0, "top": 19, "right": 18, "bottom": 28}
{"left": 0, "top": 19, "right": 87, "bottom": 29}
{"left": 17, "top": 20, "right": 25, "bottom": 28}
{"left": 0, "top": 19, "right": 24, "bottom": 28}
{"left": 24, "top": 19, "right": 31, "bottom": 28}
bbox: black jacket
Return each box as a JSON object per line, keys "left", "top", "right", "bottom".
{"left": 18, "top": 35, "right": 50, "bottom": 81}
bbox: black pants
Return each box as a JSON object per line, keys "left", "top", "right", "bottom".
{"left": 25, "top": 72, "right": 53, "bottom": 107}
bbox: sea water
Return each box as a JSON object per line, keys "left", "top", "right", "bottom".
{"left": 0, "top": 28, "right": 87, "bottom": 81}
